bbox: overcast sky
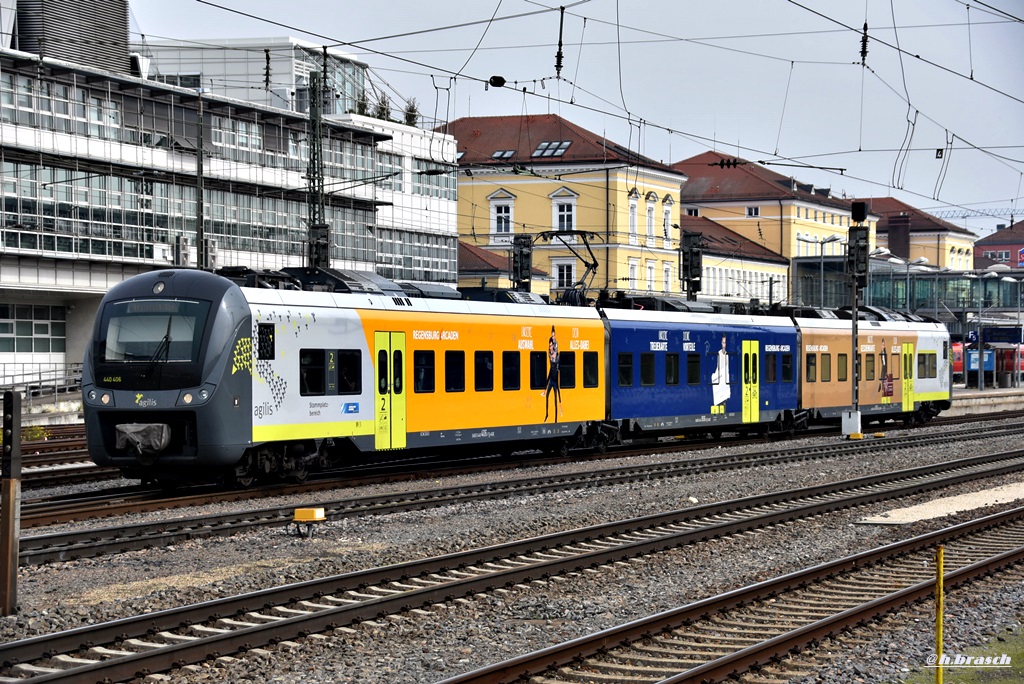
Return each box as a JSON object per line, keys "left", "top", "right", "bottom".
{"left": 128, "top": 0, "right": 1024, "bottom": 236}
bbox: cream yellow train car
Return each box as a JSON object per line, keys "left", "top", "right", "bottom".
{"left": 795, "top": 317, "right": 952, "bottom": 425}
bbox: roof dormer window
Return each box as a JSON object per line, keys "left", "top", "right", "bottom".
{"left": 491, "top": 149, "right": 514, "bottom": 159}
{"left": 531, "top": 140, "right": 571, "bottom": 157}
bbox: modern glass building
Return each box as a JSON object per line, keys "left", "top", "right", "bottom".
{"left": 0, "top": 2, "right": 458, "bottom": 391}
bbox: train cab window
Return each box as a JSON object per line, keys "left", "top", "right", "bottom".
{"left": 413, "top": 350, "right": 435, "bottom": 393}
{"left": 821, "top": 353, "right": 832, "bottom": 382}
{"left": 765, "top": 352, "right": 777, "bottom": 383}
{"left": 337, "top": 349, "right": 361, "bottom": 395}
{"left": 618, "top": 352, "right": 634, "bottom": 387}
{"left": 529, "top": 351, "right": 547, "bottom": 390}
{"left": 805, "top": 354, "right": 817, "bottom": 382}
{"left": 257, "top": 323, "right": 275, "bottom": 360}
{"left": 559, "top": 351, "right": 576, "bottom": 389}
{"left": 583, "top": 351, "right": 599, "bottom": 388}
{"left": 640, "top": 352, "right": 656, "bottom": 386}
{"left": 838, "top": 353, "right": 848, "bottom": 382}
{"left": 864, "top": 354, "right": 876, "bottom": 381}
{"left": 445, "top": 350, "right": 465, "bottom": 392}
{"left": 474, "top": 351, "right": 494, "bottom": 392}
{"left": 666, "top": 352, "right": 680, "bottom": 386}
{"left": 686, "top": 353, "right": 701, "bottom": 385}
{"left": 299, "top": 348, "right": 326, "bottom": 396}
{"left": 502, "top": 351, "right": 520, "bottom": 390}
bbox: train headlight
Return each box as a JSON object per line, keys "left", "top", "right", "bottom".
{"left": 153, "top": 281, "right": 165, "bottom": 294}
{"left": 100, "top": 393, "right": 111, "bottom": 405}
{"left": 88, "top": 390, "right": 97, "bottom": 401}
{"left": 199, "top": 389, "right": 209, "bottom": 401}
{"left": 182, "top": 392, "right": 193, "bottom": 404}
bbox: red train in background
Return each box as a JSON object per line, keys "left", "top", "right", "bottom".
{"left": 952, "top": 340, "right": 1024, "bottom": 387}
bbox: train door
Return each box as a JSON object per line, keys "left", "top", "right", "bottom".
{"left": 374, "top": 331, "right": 407, "bottom": 450}
{"left": 902, "top": 342, "right": 915, "bottom": 413}
{"left": 742, "top": 340, "right": 760, "bottom": 423}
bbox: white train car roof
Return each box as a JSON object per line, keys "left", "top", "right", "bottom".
{"left": 602, "top": 307, "right": 797, "bottom": 330}
{"left": 239, "top": 286, "right": 604, "bottom": 323}
{"left": 793, "top": 317, "right": 948, "bottom": 334}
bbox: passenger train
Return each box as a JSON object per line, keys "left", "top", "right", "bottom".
{"left": 82, "top": 268, "right": 953, "bottom": 486}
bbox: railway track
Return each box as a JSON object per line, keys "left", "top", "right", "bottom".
{"left": 14, "top": 407, "right": 1024, "bottom": 491}
{"left": 439, "top": 507, "right": 1024, "bottom": 684}
{"left": 1, "top": 452, "right": 1023, "bottom": 681}
{"left": 18, "top": 424, "right": 1024, "bottom": 566}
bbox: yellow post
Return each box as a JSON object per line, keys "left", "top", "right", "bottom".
{"left": 936, "top": 545, "right": 944, "bottom": 684}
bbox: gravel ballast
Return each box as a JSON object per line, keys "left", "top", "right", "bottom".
{"left": 3, "top": 421, "right": 1024, "bottom": 684}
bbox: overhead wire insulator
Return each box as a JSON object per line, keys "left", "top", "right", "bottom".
{"left": 555, "top": 6, "right": 565, "bottom": 79}
{"left": 860, "top": 22, "right": 869, "bottom": 66}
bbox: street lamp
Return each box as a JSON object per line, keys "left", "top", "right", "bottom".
{"left": 904, "top": 257, "right": 929, "bottom": 311}
{"left": 796, "top": 234, "right": 844, "bottom": 307}
{"left": 1000, "top": 276, "right": 1022, "bottom": 387}
{"left": 974, "top": 271, "right": 1002, "bottom": 391}
{"left": 867, "top": 247, "right": 890, "bottom": 306}
{"left": 886, "top": 256, "right": 905, "bottom": 309}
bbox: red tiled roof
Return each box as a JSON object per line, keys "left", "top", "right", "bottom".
{"left": 676, "top": 215, "right": 786, "bottom": 264}
{"left": 863, "top": 197, "right": 976, "bottom": 238}
{"left": 969, "top": 218, "right": 1022, "bottom": 246}
{"left": 673, "top": 151, "right": 854, "bottom": 212}
{"left": 443, "top": 114, "right": 679, "bottom": 174}
{"left": 459, "top": 240, "right": 547, "bottom": 277}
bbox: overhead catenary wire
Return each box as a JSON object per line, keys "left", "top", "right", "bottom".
{"left": 153, "top": 1, "right": 1020, "bottom": 229}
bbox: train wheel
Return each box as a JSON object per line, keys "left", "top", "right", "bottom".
{"left": 286, "top": 467, "right": 309, "bottom": 484}
{"left": 231, "top": 453, "right": 258, "bottom": 488}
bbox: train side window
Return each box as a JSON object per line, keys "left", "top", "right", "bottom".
{"left": 865, "top": 354, "right": 876, "bottom": 381}
{"left": 583, "top": 351, "right": 599, "bottom": 388}
{"left": 413, "top": 350, "right": 435, "bottom": 393}
{"left": 257, "top": 323, "right": 275, "bottom": 360}
{"left": 618, "top": 352, "right": 633, "bottom": 387}
{"left": 821, "top": 353, "right": 831, "bottom": 382}
{"left": 924, "top": 352, "right": 937, "bottom": 378}
{"left": 529, "top": 351, "right": 547, "bottom": 390}
{"left": 559, "top": 351, "right": 576, "bottom": 389}
{"left": 838, "top": 353, "right": 848, "bottom": 382}
{"left": 640, "top": 352, "right": 655, "bottom": 386}
{"left": 445, "top": 350, "right": 465, "bottom": 392}
{"left": 782, "top": 354, "right": 794, "bottom": 383}
{"left": 751, "top": 352, "right": 757, "bottom": 383}
{"left": 805, "top": 353, "right": 816, "bottom": 382}
{"left": 891, "top": 353, "right": 900, "bottom": 380}
{"left": 666, "top": 352, "right": 680, "bottom": 386}
{"left": 299, "top": 348, "right": 325, "bottom": 396}
{"left": 475, "top": 351, "right": 494, "bottom": 392}
{"left": 943, "top": 341, "right": 949, "bottom": 360}
{"left": 765, "top": 352, "right": 776, "bottom": 383}
{"left": 686, "top": 353, "right": 701, "bottom": 385}
{"left": 337, "top": 349, "right": 361, "bottom": 395}
{"left": 502, "top": 351, "right": 520, "bottom": 390}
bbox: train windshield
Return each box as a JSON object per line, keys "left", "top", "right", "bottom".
{"left": 101, "top": 299, "right": 211, "bottom": 363}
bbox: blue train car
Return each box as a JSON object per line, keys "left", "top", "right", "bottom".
{"left": 603, "top": 309, "right": 802, "bottom": 437}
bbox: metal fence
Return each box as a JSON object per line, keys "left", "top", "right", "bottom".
{"left": 0, "top": 362, "right": 83, "bottom": 407}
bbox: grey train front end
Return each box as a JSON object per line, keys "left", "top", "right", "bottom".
{"left": 82, "top": 269, "right": 254, "bottom": 484}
